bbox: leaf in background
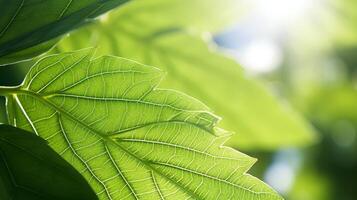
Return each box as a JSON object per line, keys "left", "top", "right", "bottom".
{"left": 0, "top": 124, "right": 98, "bottom": 200}
{"left": 108, "top": 0, "right": 250, "bottom": 33}
{"left": 56, "top": 0, "right": 316, "bottom": 150}
{"left": 0, "top": 0, "right": 129, "bottom": 66}
{"left": 1, "top": 49, "right": 282, "bottom": 199}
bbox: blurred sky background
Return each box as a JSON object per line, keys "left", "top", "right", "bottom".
{"left": 1, "top": 0, "right": 357, "bottom": 199}
{"left": 213, "top": 0, "right": 357, "bottom": 199}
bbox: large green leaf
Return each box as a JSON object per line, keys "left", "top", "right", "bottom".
{"left": 0, "top": 0, "right": 129, "bottom": 65}
{"left": 56, "top": 0, "right": 316, "bottom": 150}
{"left": 0, "top": 124, "right": 97, "bottom": 200}
{"left": 0, "top": 49, "right": 282, "bottom": 199}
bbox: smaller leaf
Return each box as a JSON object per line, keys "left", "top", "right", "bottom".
{"left": 0, "top": 125, "right": 98, "bottom": 200}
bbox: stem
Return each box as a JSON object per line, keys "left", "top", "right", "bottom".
{"left": 0, "top": 85, "right": 21, "bottom": 97}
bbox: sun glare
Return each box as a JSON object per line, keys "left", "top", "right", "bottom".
{"left": 227, "top": 0, "right": 322, "bottom": 73}
{"left": 252, "top": 0, "right": 317, "bottom": 29}
{"left": 238, "top": 40, "right": 282, "bottom": 74}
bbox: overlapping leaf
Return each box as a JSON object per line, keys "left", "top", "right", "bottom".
{"left": 2, "top": 49, "right": 282, "bottom": 199}
{"left": 0, "top": 125, "right": 97, "bottom": 200}
{"left": 56, "top": 0, "right": 316, "bottom": 150}
{"left": 0, "top": 0, "right": 129, "bottom": 65}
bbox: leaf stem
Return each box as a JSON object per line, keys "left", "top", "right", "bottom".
{"left": 0, "top": 85, "right": 21, "bottom": 97}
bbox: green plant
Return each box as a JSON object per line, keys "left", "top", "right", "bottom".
{"left": 0, "top": 0, "right": 301, "bottom": 199}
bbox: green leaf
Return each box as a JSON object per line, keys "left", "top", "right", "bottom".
{"left": 0, "top": 0, "right": 129, "bottom": 65}
{"left": 56, "top": 1, "right": 316, "bottom": 150}
{"left": 0, "top": 124, "right": 98, "bottom": 200}
{"left": 1, "top": 49, "right": 282, "bottom": 199}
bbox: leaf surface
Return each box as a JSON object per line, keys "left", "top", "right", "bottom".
{"left": 0, "top": 124, "right": 97, "bottom": 200}
{"left": 56, "top": 0, "right": 316, "bottom": 150}
{"left": 3, "top": 49, "right": 282, "bottom": 199}
{"left": 0, "top": 0, "right": 129, "bottom": 65}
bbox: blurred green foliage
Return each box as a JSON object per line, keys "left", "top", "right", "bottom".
{"left": 289, "top": 168, "right": 332, "bottom": 200}
{"left": 273, "top": 0, "right": 357, "bottom": 199}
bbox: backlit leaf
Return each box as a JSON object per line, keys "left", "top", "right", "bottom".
{"left": 2, "top": 49, "right": 282, "bottom": 199}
